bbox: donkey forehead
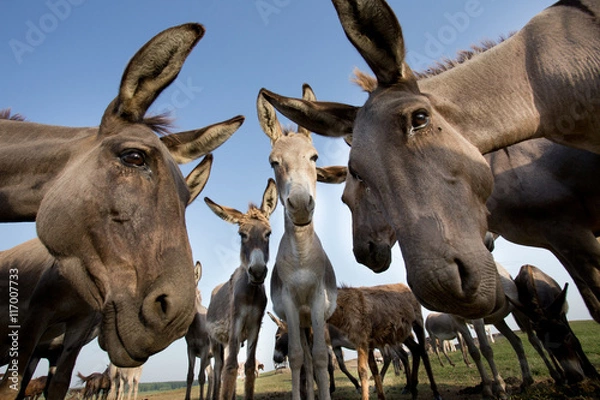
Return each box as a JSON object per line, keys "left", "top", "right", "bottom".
{"left": 269, "top": 132, "right": 316, "bottom": 161}
{"left": 239, "top": 209, "right": 271, "bottom": 232}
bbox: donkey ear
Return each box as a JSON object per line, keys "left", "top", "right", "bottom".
{"left": 102, "top": 23, "right": 204, "bottom": 125}
{"left": 261, "top": 178, "right": 278, "bottom": 218}
{"left": 260, "top": 88, "right": 357, "bottom": 138}
{"left": 257, "top": 89, "right": 283, "bottom": 144}
{"left": 297, "top": 83, "right": 317, "bottom": 136}
{"left": 161, "top": 115, "right": 244, "bottom": 164}
{"left": 267, "top": 311, "right": 287, "bottom": 331}
{"left": 317, "top": 166, "right": 348, "bottom": 184}
{"left": 185, "top": 154, "right": 213, "bottom": 205}
{"left": 204, "top": 197, "right": 244, "bottom": 225}
{"left": 194, "top": 261, "right": 203, "bottom": 284}
{"left": 331, "top": 0, "right": 416, "bottom": 87}
{"left": 546, "top": 282, "right": 569, "bottom": 317}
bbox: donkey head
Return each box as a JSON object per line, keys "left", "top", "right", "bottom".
{"left": 35, "top": 24, "right": 240, "bottom": 367}
{"left": 204, "top": 179, "right": 277, "bottom": 285}
{"left": 258, "top": 85, "right": 320, "bottom": 227}
{"left": 513, "top": 264, "right": 590, "bottom": 384}
{"left": 267, "top": 311, "right": 289, "bottom": 364}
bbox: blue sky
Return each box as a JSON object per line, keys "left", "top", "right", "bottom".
{"left": 1, "top": 0, "right": 585, "bottom": 386}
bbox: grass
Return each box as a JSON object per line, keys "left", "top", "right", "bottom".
{"left": 136, "top": 320, "right": 600, "bottom": 399}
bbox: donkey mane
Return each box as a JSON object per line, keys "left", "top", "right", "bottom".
{"left": 0, "top": 107, "right": 173, "bottom": 137}
{"left": 0, "top": 108, "right": 26, "bottom": 121}
{"left": 351, "top": 34, "right": 514, "bottom": 91}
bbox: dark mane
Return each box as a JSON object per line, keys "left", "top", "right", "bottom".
{"left": 352, "top": 34, "right": 515, "bottom": 91}
{"left": 414, "top": 33, "right": 514, "bottom": 79}
{"left": 0, "top": 108, "right": 172, "bottom": 136}
{"left": 0, "top": 108, "right": 26, "bottom": 121}
{"left": 143, "top": 113, "right": 174, "bottom": 136}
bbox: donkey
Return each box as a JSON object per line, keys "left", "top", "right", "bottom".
{"left": 426, "top": 312, "right": 470, "bottom": 368}
{"left": 513, "top": 264, "right": 600, "bottom": 384}
{"left": 328, "top": 63, "right": 600, "bottom": 326}
{"left": 269, "top": 312, "right": 409, "bottom": 395}
{"left": 0, "top": 157, "right": 213, "bottom": 400}
{"left": 185, "top": 262, "right": 213, "bottom": 400}
{"left": 23, "top": 376, "right": 47, "bottom": 400}
{"left": 77, "top": 368, "right": 111, "bottom": 400}
{"left": 257, "top": 85, "right": 338, "bottom": 400}
{"left": 260, "top": 0, "right": 600, "bottom": 319}
{"left": 327, "top": 284, "right": 441, "bottom": 400}
{"left": 107, "top": 363, "right": 144, "bottom": 400}
{"left": 0, "top": 22, "right": 244, "bottom": 379}
{"left": 205, "top": 179, "right": 277, "bottom": 400}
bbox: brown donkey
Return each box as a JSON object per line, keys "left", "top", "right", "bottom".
{"left": 0, "top": 157, "right": 213, "bottom": 400}
{"left": 260, "top": 0, "right": 600, "bottom": 319}
{"left": 205, "top": 179, "right": 277, "bottom": 400}
{"left": 327, "top": 284, "right": 441, "bottom": 400}
{"left": 0, "top": 22, "right": 243, "bottom": 375}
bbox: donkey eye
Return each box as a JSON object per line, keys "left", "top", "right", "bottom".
{"left": 411, "top": 110, "right": 430, "bottom": 131}
{"left": 120, "top": 150, "right": 146, "bottom": 167}
{"left": 310, "top": 154, "right": 318, "bottom": 162}
{"left": 269, "top": 159, "right": 279, "bottom": 168}
{"left": 240, "top": 232, "right": 248, "bottom": 241}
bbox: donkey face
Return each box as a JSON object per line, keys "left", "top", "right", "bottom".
{"left": 514, "top": 264, "right": 589, "bottom": 383}
{"left": 258, "top": 85, "right": 319, "bottom": 227}
{"left": 205, "top": 179, "right": 277, "bottom": 285}
{"left": 33, "top": 24, "right": 239, "bottom": 367}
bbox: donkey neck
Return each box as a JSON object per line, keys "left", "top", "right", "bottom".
{"left": 419, "top": 8, "right": 600, "bottom": 154}
{"left": 281, "top": 212, "right": 320, "bottom": 263}
{"left": 0, "top": 121, "right": 98, "bottom": 221}
{"left": 419, "top": 37, "right": 540, "bottom": 155}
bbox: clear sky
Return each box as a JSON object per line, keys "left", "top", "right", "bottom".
{"left": 1, "top": 0, "right": 586, "bottom": 387}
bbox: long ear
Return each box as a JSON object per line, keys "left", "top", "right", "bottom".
{"left": 185, "top": 154, "right": 213, "bottom": 205}
{"left": 317, "top": 166, "right": 348, "bottom": 184}
{"left": 204, "top": 197, "right": 244, "bottom": 224}
{"left": 297, "top": 83, "right": 317, "bottom": 136}
{"left": 257, "top": 89, "right": 283, "bottom": 144}
{"left": 331, "top": 0, "right": 417, "bottom": 87}
{"left": 260, "top": 88, "right": 357, "bottom": 138}
{"left": 161, "top": 115, "right": 244, "bottom": 164}
{"left": 267, "top": 311, "right": 287, "bottom": 331}
{"left": 194, "top": 261, "right": 203, "bottom": 285}
{"left": 261, "top": 178, "right": 278, "bottom": 218}
{"left": 101, "top": 23, "right": 205, "bottom": 127}
{"left": 546, "top": 283, "right": 569, "bottom": 317}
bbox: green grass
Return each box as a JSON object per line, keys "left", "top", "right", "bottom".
{"left": 142, "top": 320, "right": 600, "bottom": 400}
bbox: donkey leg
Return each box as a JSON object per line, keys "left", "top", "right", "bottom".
{"left": 356, "top": 347, "right": 371, "bottom": 400}
{"left": 220, "top": 341, "right": 240, "bottom": 400}
{"left": 243, "top": 326, "right": 261, "bottom": 400}
{"left": 333, "top": 347, "right": 360, "bottom": 392}
{"left": 456, "top": 320, "right": 494, "bottom": 399}
{"left": 311, "top": 313, "right": 331, "bottom": 400}
{"left": 473, "top": 319, "right": 507, "bottom": 400}
{"left": 493, "top": 319, "right": 534, "bottom": 388}
{"left": 367, "top": 348, "right": 385, "bottom": 400}
{"left": 412, "top": 321, "right": 442, "bottom": 400}
{"left": 185, "top": 349, "right": 196, "bottom": 400}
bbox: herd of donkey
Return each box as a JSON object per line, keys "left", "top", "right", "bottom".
{"left": 1, "top": 0, "right": 600, "bottom": 399}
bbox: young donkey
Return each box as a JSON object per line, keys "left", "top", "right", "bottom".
{"left": 205, "top": 179, "right": 277, "bottom": 400}
{"left": 257, "top": 85, "right": 337, "bottom": 400}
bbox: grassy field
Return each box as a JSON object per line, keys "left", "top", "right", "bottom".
{"left": 137, "top": 320, "right": 600, "bottom": 400}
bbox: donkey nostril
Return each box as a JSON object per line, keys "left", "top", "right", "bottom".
{"left": 156, "top": 294, "right": 169, "bottom": 316}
